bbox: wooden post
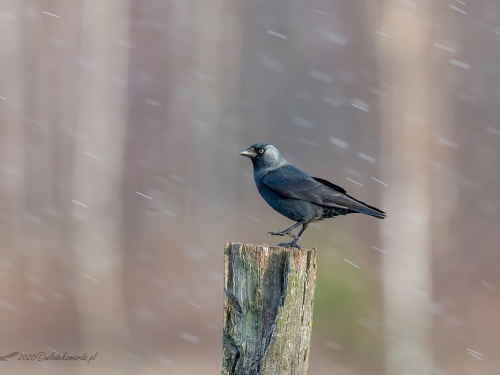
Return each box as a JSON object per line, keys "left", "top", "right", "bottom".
{"left": 222, "top": 243, "right": 317, "bottom": 375}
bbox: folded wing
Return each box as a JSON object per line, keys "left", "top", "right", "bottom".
{"left": 262, "top": 165, "right": 386, "bottom": 218}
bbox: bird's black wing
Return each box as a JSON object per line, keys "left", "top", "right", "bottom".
{"left": 311, "top": 177, "right": 346, "bottom": 194}
{"left": 263, "top": 165, "right": 386, "bottom": 218}
{"left": 263, "top": 165, "right": 355, "bottom": 208}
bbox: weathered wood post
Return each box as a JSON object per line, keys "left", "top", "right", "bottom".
{"left": 222, "top": 243, "right": 317, "bottom": 375}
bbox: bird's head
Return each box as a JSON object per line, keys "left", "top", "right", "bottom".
{"left": 240, "top": 143, "right": 288, "bottom": 170}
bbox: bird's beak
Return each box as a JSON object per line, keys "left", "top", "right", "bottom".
{"left": 240, "top": 148, "right": 257, "bottom": 158}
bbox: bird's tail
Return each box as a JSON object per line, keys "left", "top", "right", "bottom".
{"left": 349, "top": 206, "right": 386, "bottom": 219}
{"left": 346, "top": 195, "right": 386, "bottom": 219}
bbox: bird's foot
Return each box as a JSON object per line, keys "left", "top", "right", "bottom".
{"left": 268, "top": 231, "right": 301, "bottom": 241}
{"left": 269, "top": 230, "right": 301, "bottom": 247}
{"left": 268, "top": 230, "right": 286, "bottom": 236}
{"left": 277, "top": 242, "right": 301, "bottom": 249}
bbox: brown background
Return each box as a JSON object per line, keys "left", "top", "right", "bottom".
{"left": 1, "top": 0, "right": 499, "bottom": 374}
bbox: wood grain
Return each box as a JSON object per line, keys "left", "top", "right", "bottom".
{"left": 222, "top": 243, "right": 317, "bottom": 375}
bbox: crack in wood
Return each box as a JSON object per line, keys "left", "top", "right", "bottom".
{"left": 222, "top": 243, "right": 317, "bottom": 375}
{"left": 225, "top": 289, "right": 243, "bottom": 314}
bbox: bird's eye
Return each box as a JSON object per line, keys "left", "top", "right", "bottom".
{"left": 259, "top": 149, "right": 265, "bottom": 154}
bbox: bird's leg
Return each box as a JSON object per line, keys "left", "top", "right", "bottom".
{"left": 276, "top": 223, "right": 309, "bottom": 248}
{"left": 296, "top": 223, "right": 309, "bottom": 238}
{"left": 268, "top": 221, "right": 303, "bottom": 239}
{"left": 287, "top": 223, "right": 309, "bottom": 246}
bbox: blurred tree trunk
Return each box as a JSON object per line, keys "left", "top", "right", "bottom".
{"left": 181, "top": 0, "right": 244, "bottom": 247}
{"left": 20, "top": 6, "right": 62, "bottom": 347}
{"left": 72, "top": 0, "right": 131, "bottom": 366}
{"left": 182, "top": 0, "right": 225, "bottom": 248}
{"left": 0, "top": 0, "right": 26, "bottom": 350}
{"left": 427, "top": 14, "right": 459, "bottom": 287}
{"left": 376, "top": 2, "right": 434, "bottom": 374}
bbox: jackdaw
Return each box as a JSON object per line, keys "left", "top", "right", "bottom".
{"left": 240, "top": 143, "right": 386, "bottom": 248}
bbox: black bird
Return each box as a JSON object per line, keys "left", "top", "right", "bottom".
{"left": 240, "top": 143, "right": 386, "bottom": 248}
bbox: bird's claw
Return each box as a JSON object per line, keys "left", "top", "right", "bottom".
{"left": 268, "top": 231, "right": 286, "bottom": 236}
{"left": 269, "top": 229, "right": 301, "bottom": 248}
{"left": 268, "top": 231, "right": 301, "bottom": 241}
{"left": 277, "top": 242, "right": 302, "bottom": 249}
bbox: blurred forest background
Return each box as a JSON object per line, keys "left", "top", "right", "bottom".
{"left": 1, "top": 0, "right": 500, "bottom": 374}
